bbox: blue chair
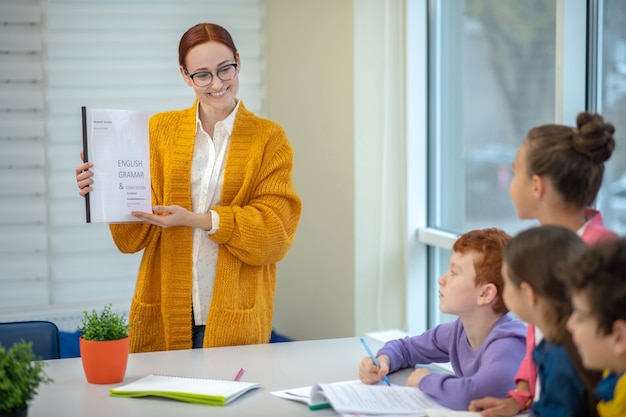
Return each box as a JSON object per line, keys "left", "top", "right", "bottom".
{"left": 0, "top": 320, "right": 61, "bottom": 360}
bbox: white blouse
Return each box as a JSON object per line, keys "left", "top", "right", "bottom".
{"left": 190, "top": 100, "right": 240, "bottom": 326}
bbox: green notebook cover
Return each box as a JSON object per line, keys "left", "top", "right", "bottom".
{"left": 110, "top": 374, "right": 261, "bottom": 406}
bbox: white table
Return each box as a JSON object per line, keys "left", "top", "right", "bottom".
{"left": 30, "top": 336, "right": 412, "bottom": 417}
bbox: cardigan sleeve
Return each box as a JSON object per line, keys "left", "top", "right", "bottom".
{"left": 210, "top": 111, "right": 302, "bottom": 265}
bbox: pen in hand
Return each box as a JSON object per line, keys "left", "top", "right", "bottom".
{"left": 360, "top": 337, "right": 391, "bottom": 386}
{"left": 233, "top": 367, "right": 245, "bottom": 382}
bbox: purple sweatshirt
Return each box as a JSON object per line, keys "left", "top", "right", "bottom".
{"left": 377, "top": 315, "right": 526, "bottom": 410}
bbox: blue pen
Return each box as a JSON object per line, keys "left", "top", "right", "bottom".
{"left": 360, "top": 337, "right": 391, "bottom": 386}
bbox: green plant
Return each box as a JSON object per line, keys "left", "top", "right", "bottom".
{"left": 0, "top": 341, "right": 52, "bottom": 414}
{"left": 78, "top": 304, "right": 137, "bottom": 341}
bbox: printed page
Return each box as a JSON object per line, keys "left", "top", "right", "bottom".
{"left": 316, "top": 380, "right": 442, "bottom": 414}
{"left": 83, "top": 107, "right": 151, "bottom": 223}
{"left": 270, "top": 380, "right": 386, "bottom": 409}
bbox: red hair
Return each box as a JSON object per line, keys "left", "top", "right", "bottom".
{"left": 178, "top": 23, "right": 238, "bottom": 69}
{"left": 453, "top": 228, "right": 511, "bottom": 315}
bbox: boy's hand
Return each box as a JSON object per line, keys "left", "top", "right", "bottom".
{"left": 468, "top": 396, "right": 522, "bottom": 416}
{"left": 358, "top": 355, "right": 390, "bottom": 384}
{"left": 406, "top": 367, "right": 431, "bottom": 387}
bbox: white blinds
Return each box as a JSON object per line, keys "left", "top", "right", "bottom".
{"left": 0, "top": 0, "right": 48, "bottom": 307}
{"left": 0, "top": 0, "right": 264, "bottom": 313}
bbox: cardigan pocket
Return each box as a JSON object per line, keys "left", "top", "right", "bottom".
{"left": 129, "top": 301, "right": 166, "bottom": 353}
{"left": 205, "top": 305, "right": 272, "bottom": 347}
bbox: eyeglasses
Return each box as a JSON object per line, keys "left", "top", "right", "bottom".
{"left": 185, "top": 63, "right": 238, "bottom": 87}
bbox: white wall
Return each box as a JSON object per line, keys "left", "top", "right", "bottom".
{"left": 266, "top": 0, "right": 408, "bottom": 341}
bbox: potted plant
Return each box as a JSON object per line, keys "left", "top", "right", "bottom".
{"left": 78, "top": 304, "right": 137, "bottom": 384}
{"left": 0, "top": 341, "right": 52, "bottom": 417}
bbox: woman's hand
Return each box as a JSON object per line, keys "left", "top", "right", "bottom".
{"left": 132, "top": 205, "right": 212, "bottom": 230}
{"left": 76, "top": 151, "right": 93, "bottom": 197}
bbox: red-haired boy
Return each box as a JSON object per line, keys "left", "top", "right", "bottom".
{"left": 359, "top": 228, "right": 526, "bottom": 410}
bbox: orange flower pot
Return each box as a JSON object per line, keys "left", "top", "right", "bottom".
{"left": 79, "top": 336, "right": 129, "bottom": 384}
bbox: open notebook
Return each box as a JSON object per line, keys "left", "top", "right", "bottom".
{"left": 271, "top": 380, "right": 528, "bottom": 417}
{"left": 271, "top": 379, "right": 446, "bottom": 414}
{"left": 110, "top": 374, "right": 261, "bottom": 406}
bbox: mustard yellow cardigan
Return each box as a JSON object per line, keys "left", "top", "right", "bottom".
{"left": 109, "top": 101, "right": 302, "bottom": 353}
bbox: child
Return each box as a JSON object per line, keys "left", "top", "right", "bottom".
{"left": 470, "top": 111, "right": 617, "bottom": 416}
{"left": 566, "top": 237, "right": 626, "bottom": 417}
{"left": 471, "top": 226, "right": 600, "bottom": 417}
{"left": 508, "top": 111, "right": 617, "bottom": 244}
{"left": 358, "top": 228, "right": 526, "bottom": 410}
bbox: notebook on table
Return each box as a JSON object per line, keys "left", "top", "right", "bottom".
{"left": 110, "top": 374, "right": 261, "bottom": 406}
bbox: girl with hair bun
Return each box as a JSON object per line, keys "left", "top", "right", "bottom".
{"left": 511, "top": 112, "right": 617, "bottom": 244}
{"left": 470, "top": 112, "right": 617, "bottom": 416}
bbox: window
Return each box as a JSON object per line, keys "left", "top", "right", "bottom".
{"left": 596, "top": 0, "right": 626, "bottom": 235}
{"left": 415, "top": 0, "right": 593, "bottom": 328}
{"left": 430, "top": 0, "right": 557, "bottom": 235}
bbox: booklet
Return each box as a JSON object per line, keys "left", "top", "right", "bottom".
{"left": 81, "top": 107, "right": 152, "bottom": 223}
{"left": 110, "top": 374, "right": 261, "bottom": 406}
{"left": 270, "top": 384, "right": 332, "bottom": 410}
{"left": 271, "top": 379, "right": 443, "bottom": 414}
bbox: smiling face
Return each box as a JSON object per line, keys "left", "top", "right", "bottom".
{"left": 437, "top": 251, "right": 482, "bottom": 316}
{"left": 181, "top": 41, "right": 240, "bottom": 117}
{"left": 567, "top": 291, "right": 618, "bottom": 371}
